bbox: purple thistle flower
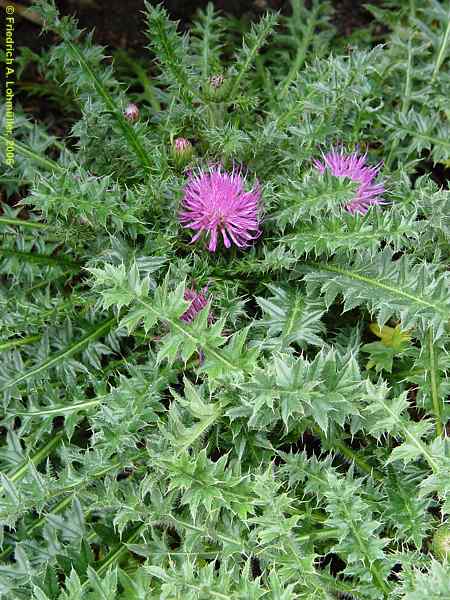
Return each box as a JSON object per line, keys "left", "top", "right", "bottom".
{"left": 313, "top": 148, "right": 385, "bottom": 215}
{"left": 179, "top": 165, "right": 262, "bottom": 252}
{"left": 180, "top": 286, "right": 212, "bottom": 324}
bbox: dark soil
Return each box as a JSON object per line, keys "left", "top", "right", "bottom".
{"left": 16, "top": 0, "right": 382, "bottom": 54}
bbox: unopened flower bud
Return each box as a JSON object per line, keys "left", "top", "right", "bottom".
{"left": 181, "top": 285, "right": 212, "bottom": 324}
{"left": 209, "top": 74, "right": 224, "bottom": 89}
{"left": 203, "top": 74, "right": 228, "bottom": 101}
{"left": 432, "top": 523, "right": 450, "bottom": 559}
{"left": 124, "top": 103, "right": 139, "bottom": 122}
{"left": 172, "top": 137, "right": 193, "bottom": 166}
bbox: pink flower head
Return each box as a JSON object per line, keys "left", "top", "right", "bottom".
{"left": 313, "top": 148, "right": 385, "bottom": 215}
{"left": 179, "top": 165, "right": 262, "bottom": 252}
{"left": 124, "top": 103, "right": 139, "bottom": 121}
{"left": 181, "top": 286, "right": 212, "bottom": 324}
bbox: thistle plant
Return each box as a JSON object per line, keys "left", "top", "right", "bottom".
{"left": 0, "top": 0, "right": 449, "bottom": 599}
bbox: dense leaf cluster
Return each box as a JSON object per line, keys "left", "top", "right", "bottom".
{"left": 0, "top": 0, "right": 449, "bottom": 598}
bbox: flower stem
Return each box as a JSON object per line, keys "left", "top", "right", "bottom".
{"left": 428, "top": 328, "right": 443, "bottom": 437}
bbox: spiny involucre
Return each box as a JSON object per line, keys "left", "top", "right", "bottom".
{"left": 172, "top": 137, "right": 194, "bottom": 166}
{"left": 313, "top": 148, "right": 385, "bottom": 215}
{"left": 179, "top": 166, "right": 262, "bottom": 252}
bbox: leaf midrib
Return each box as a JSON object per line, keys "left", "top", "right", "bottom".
{"left": 309, "top": 262, "right": 448, "bottom": 316}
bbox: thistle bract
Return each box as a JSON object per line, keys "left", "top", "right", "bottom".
{"left": 172, "top": 137, "right": 194, "bottom": 166}
{"left": 179, "top": 166, "right": 262, "bottom": 252}
{"left": 181, "top": 286, "right": 211, "bottom": 323}
{"left": 314, "top": 148, "right": 385, "bottom": 215}
{"left": 123, "top": 103, "right": 139, "bottom": 121}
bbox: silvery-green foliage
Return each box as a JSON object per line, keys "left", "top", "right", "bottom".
{"left": 0, "top": 0, "right": 449, "bottom": 598}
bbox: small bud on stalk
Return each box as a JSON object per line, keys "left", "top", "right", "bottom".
{"left": 209, "top": 74, "right": 224, "bottom": 89}
{"left": 202, "top": 74, "right": 228, "bottom": 101}
{"left": 124, "top": 103, "right": 139, "bottom": 122}
{"left": 205, "top": 74, "right": 230, "bottom": 102}
{"left": 172, "top": 137, "right": 194, "bottom": 167}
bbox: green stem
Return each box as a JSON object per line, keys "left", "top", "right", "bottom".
{"left": 315, "top": 428, "right": 384, "bottom": 482}
{"left": 227, "top": 16, "right": 275, "bottom": 100}
{"left": 401, "top": 36, "right": 413, "bottom": 114}
{"left": 0, "top": 248, "right": 80, "bottom": 269}
{"left": 279, "top": 2, "right": 320, "bottom": 99}
{"left": 0, "top": 134, "right": 64, "bottom": 173}
{"left": 0, "top": 217, "right": 47, "bottom": 230}
{"left": 65, "top": 40, "right": 152, "bottom": 172}
{"left": 0, "top": 335, "right": 41, "bottom": 352}
{"left": 176, "top": 411, "right": 222, "bottom": 456}
{"left": 95, "top": 523, "right": 146, "bottom": 577}
{"left": 342, "top": 504, "right": 390, "bottom": 596}
{"left": 380, "top": 396, "right": 440, "bottom": 472}
{"left": 431, "top": 9, "right": 450, "bottom": 83}
{"left": 147, "top": 9, "right": 204, "bottom": 103}
{"left": 428, "top": 328, "right": 443, "bottom": 437}
{"left": 135, "top": 297, "right": 242, "bottom": 373}
{"left": 12, "top": 398, "right": 104, "bottom": 417}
